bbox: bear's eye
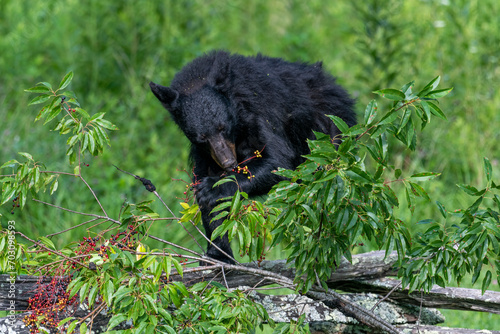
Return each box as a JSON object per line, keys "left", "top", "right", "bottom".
{"left": 199, "top": 134, "right": 207, "bottom": 142}
{"left": 218, "top": 125, "right": 225, "bottom": 132}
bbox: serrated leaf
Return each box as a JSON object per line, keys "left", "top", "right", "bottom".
{"left": 419, "top": 100, "right": 432, "bottom": 122}
{"left": 397, "top": 108, "right": 412, "bottom": 134}
{"left": 88, "top": 130, "right": 96, "bottom": 154}
{"left": 38, "top": 236, "right": 56, "bottom": 249}
{"left": 483, "top": 157, "right": 492, "bottom": 182}
{"left": 326, "top": 115, "right": 349, "bottom": 134}
{"left": 417, "top": 76, "right": 440, "bottom": 97}
{"left": 427, "top": 101, "right": 447, "bottom": 120}
{"left": 436, "top": 201, "right": 447, "bottom": 218}
{"left": 1, "top": 159, "right": 19, "bottom": 169}
{"left": 456, "top": 183, "right": 479, "bottom": 196}
{"left": 107, "top": 314, "right": 127, "bottom": 330}
{"left": 28, "top": 94, "right": 51, "bottom": 106}
{"left": 373, "top": 89, "right": 406, "bottom": 101}
{"left": 482, "top": 270, "right": 492, "bottom": 294}
{"left": 75, "top": 107, "right": 90, "bottom": 120}
{"left": 37, "top": 81, "right": 53, "bottom": 90}
{"left": 425, "top": 87, "right": 453, "bottom": 99}
{"left": 25, "top": 86, "right": 51, "bottom": 93}
{"left": 364, "top": 99, "right": 378, "bottom": 125}
{"left": 377, "top": 109, "right": 399, "bottom": 125}
{"left": 67, "top": 134, "right": 79, "bottom": 148}
{"left": 67, "top": 320, "right": 79, "bottom": 334}
{"left": 395, "top": 169, "right": 402, "bottom": 179}
{"left": 50, "top": 179, "right": 59, "bottom": 194}
{"left": 173, "top": 258, "right": 183, "bottom": 277}
{"left": 1, "top": 184, "right": 15, "bottom": 205}
{"left": 95, "top": 118, "right": 118, "bottom": 130}
{"left": 409, "top": 182, "right": 430, "bottom": 201}
{"left": 59, "top": 71, "right": 74, "bottom": 90}
{"left": 44, "top": 105, "right": 62, "bottom": 124}
{"left": 410, "top": 172, "right": 440, "bottom": 181}
{"left": 79, "top": 322, "right": 87, "bottom": 334}
{"left": 18, "top": 152, "right": 33, "bottom": 160}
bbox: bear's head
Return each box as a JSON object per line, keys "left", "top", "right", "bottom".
{"left": 150, "top": 82, "right": 238, "bottom": 172}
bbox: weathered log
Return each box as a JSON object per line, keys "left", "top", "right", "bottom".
{"left": 1, "top": 251, "right": 498, "bottom": 333}
{"left": 335, "top": 277, "right": 500, "bottom": 314}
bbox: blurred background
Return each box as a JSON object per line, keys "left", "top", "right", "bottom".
{"left": 0, "top": 0, "right": 499, "bottom": 329}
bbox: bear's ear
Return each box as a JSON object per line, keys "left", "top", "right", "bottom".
{"left": 208, "top": 52, "right": 231, "bottom": 91}
{"left": 149, "top": 82, "right": 179, "bottom": 108}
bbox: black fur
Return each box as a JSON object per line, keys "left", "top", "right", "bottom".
{"left": 150, "top": 51, "right": 356, "bottom": 263}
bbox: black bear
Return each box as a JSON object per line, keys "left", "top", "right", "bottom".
{"left": 150, "top": 51, "right": 356, "bottom": 264}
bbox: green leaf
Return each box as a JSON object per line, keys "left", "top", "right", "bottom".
{"left": 173, "top": 258, "right": 183, "bottom": 278}
{"left": 427, "top": 101, "right": 447, "bottom": 120}
{"left": 95, "top": 118, "right": 118, "bottom": 130}
{"left": 88, "top": 285, "right": 99, "bottom": 308}
{"left": 37, "top": 81, "right": 53, "bottom": 90}
{"left": 79, "top": 322, "right": 87, "bottom": 334}
{"left": 50, "top": 179, "right": 59, "bottom": 194}
{"left": 88, "top": 130, "right": 96, "bottom": 154}
{"left": 44, "top": 105, "right": 62, "bottom": 124}
{"left": 457, "top": 183, "right": 479, "bottom": 196}
{"left": 394, "top": 169, "right": 402, "bottom": 179}
{"left": 409, "top": 182, "right": 430, "bottom": 201}
{"left": 436, "top": 201, "right": 447, "bottom": 218}
{"left": 39, "top": 236, "right": 55, "bottom": 249}
{"left": 417, "top": 76, "right": 440, "bottom": 97}
{"left": 75, "top": 107, "right": 90, "bottom": 120}
{"left": 373, "top": 89, "right": 405, "bottom": 101}
{"left": 28, "top": 94, "right": 51, "bottom": 106}
{"left": 25, "top": 86, "right": 52, "bottom": 93}
{"left": 410, "top": 172, "right": 440, "bottom": 181}
{"left": 67, "top": 134, "right": 79, "bottom": 148}
{"left": 59, "top": 71, "right": 74, "bottom": 90}
{"left": 364, "top": 99, "right": 378, "bottom": 125}
{"left": 67, "top": 320, "right": 79, "bottom": 334}
{"left": 1, "top": 159, "right": 19, "bottom": 169}
{"left": 326, "top": 115, "right": 349, "bottom": 134}
{"left": 397, "top": 108, "right": 412, "bottom": 134}
{"left": 18, "top": 152, "right": 33, "bottom": 161}
{"left": 1, "top": 184, "right": 16, "bottom": 205}
{"left": 483, "top": 157, "right": 492, "bottom": 182}
{"left": 425, "top": 87, "right": 453, "bottom": 99}
{"left": 419, "top": 100, "right": 432, "bottom": 122}
{"left": 482, "top": 270, "right": 492, "bottom": 294}
{"left": 107, "top": 314, "right": 127, "bottom": 330}
{"left": 377, "top": 109, "right": 399, "bottom": 126}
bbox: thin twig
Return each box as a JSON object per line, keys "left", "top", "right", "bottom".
{"left": 189, "top": 219, "right": 240, "bottom": 265}
{"left": 45, "top": 217, "right": 100, "bottom": 237}
{"left": 370, "top": 280, "right": 402, "bottom": 312}
{"left": 153, "top": 190, "right": 205, "bottom": 252}
{"left": 221, "top": 265, "right": 229, "bottom": 289}
{"left": 16, "top": 232, "right": 89, "bottom": 269}
{"left": 146, "top": 234, "right": 203, "bottom": 257}
{"left": 32, "top": 199, "right": 121, "bottom": 225}
{"left": 79, "top": 174, "right": 108, "bottom": 217}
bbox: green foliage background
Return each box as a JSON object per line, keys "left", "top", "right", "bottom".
{"left": 0, "top": 0, "right": 499, "bottom": 329}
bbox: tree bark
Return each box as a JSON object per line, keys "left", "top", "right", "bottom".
{"left": 1, "top": 251, "right": 499, "bottom": 334}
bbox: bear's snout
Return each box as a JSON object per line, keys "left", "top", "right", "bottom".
{"left": 208, "top": 134, "right": 237, "bottom": 172}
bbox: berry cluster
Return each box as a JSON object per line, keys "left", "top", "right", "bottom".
{"left": 231, "top": 147, "right": 265, "bottom": 180}
{"left": 234, "top": 165, "right": 255, "bottom": 180}
{"left": 109, "top": 225, "right": 139, "bottom": 250}
{"left": 11, "top": 195, "right": 20, "bottom": 214}
{"left": 24, "top": 226, "right": 142, "bottom": 333}
{"left": 23, "top": 276, "right": 76, "bottom": 334}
